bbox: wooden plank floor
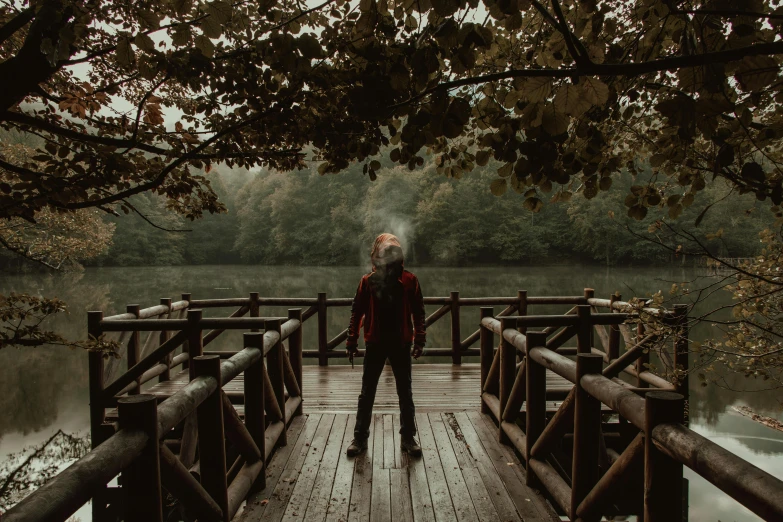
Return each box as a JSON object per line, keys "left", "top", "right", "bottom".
{"left": 141, "top": 363, "right": 573, "bottom": 413}
{"left": 235, "top": 412, "right": 559, "bottom": 522}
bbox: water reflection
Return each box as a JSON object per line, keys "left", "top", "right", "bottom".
{"left": 1, "top": 265, "right": 781, "bottom": 521}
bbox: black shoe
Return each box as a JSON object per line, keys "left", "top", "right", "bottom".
{"left": 346, "top": 438, "right": 367, "bottom": 457}
{"left": 401, "top": 435, "right": 422, "bottom": 457}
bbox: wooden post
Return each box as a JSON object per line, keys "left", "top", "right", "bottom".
{"left": 118, "top": 395, "right": 163, "bottom": 522}
{"left": 187, "top": 309, "right": 203, "bottom": 381}
{"left": 674, "top": 305, "right": 690, "bottom": 408}
{"left": 517, "top": 290, "right": 527, "bottom": 364}
{"left": 243, "top": 332, "right": 266, "bottom": 490}
{"left": 193, "top": 355, "right": 229, "bottom": 521}
{"left": 267, "top": 319, "right": 287, "bottom": 446}
{"left": 498, "top": 317, "right": 515, "bottom": 443}
{"left": 608, "top": 294, "right": 621, "bottom": 362}
{"left": 317, "top": 292, "right": 328, "bottom": 367}
{"left": 636, "top": 321, "right": 649, "bottom": 389}
{"left": 525, "top": 331, "right": 547, "bottom": 487}
{"left": 450, "top": 291, "right": 461, "bottom": 365}
{"left": 644, "top": 391, "right": 685, "bottom": 522}
{"left": 517, "top": 290, "right": 528, "bottom": 333}
{"left": 576, "top": 305, "right": 592, "bottom": 354}
{"left": 571, "top": 353, "right": 603, "bottom": 521}
{"left": 288, "top": 308, "right": 303, "bottom": 417}
{"left": 181, "top": 293, "right": 192, "bottom": 372}
{"left": 127, "top": 304, "right": 141, "bottom": 395}
{"left": 480, "top": 307, "right": 494, "bottom": 415}
{"left": 88, "top": 310, "right": 109, "bottom": 522}
{"left": 584, "top": 288, "right": 595, "bottom": 351}
{"left": 88, "top": 311, "right": 106, "bottom": 449}
{"left": 159, "top": 298, "right": 172, "bottom": 382}
{"left": 249, "top": 292, "right": 260, "bottom": 333}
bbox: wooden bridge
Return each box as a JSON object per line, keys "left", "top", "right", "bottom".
{"left": 4, "top": 290, "right": 783, "bottom": 522}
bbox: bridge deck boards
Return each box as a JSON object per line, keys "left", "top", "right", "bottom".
{"left": 236, "top": 411, "right": 559, "bottom": 522}
{"left": 138, "top": 363, "right": 573, "bottom": 413}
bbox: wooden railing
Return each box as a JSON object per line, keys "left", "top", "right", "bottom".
{"left": 6, "top": 289, "right": 783, "bottom": 521}
{"left": 187, "top": 290, "right": 591, "bottom": 365}
{"left": 4, "top": 300, "right": 304, "bottom": 522}
{"left": 479, "top": 302, "right": 783, "bottom": 521}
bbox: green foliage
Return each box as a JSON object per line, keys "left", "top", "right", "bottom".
{"left": 93, "top": 159, "right": 772, "bottom": 267}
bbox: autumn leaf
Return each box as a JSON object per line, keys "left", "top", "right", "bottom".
{"left": 520, "top": 78, "right": 552, "bottom": 103}
{"left": 735, "top": 56, "right": 780, "bottom": 92}
{"left": 134, "top": 32, "right": 155, "bottom": 53}
{"left": 554, "top": 84, "right": 592, "bottom": 117}
{"left": 580, "top": 77, "right": 609, "bottom": 106}
{"left": 541, "top": 104, "right": 569, "bottom": 135}
{"left": 115, "top": 37, "right": 135, "bottom": 67}
{"left": 195, "top": 35, "right": 215, "bottom": 57}
{"left": 490, "top": 178, "right": 507, "bottom": 196}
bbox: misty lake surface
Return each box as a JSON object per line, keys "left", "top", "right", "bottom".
{"left": 1, "top": 264, "right": 782, "bottom": 521}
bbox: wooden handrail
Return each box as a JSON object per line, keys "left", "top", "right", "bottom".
{"left": 177, "top": 295, "right": 588, "bottom": 309}
{"left": 103, "top": 300, "right": 189, "bottom": 321}
{"left": 101, "top": 330, "right": 188, "bottom": 400}
{"left": 425, "top": 303, "right": 451, "bottom": 327}
{"left": 202, "top": 305, "right": 250, "bottom": 347}
{"left": 653, "top": 423, "right": 783, "bottom": 520}
{"left": 461, "top": 304, "right": 518, "bottom": 351}
{"left": 587, "top": 297, "right": 675, "bottom": 318}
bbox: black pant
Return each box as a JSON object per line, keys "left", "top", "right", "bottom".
{"left": 353, "top": 342, "right": 416, "bottom": 440}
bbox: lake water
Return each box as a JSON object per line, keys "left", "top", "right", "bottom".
{"left": 1, "top": 265, "right": 782, "bottom": 521}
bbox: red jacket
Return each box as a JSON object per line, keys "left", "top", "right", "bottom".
{"left": 346, "top": 270, "right": 426, "bottom": 349}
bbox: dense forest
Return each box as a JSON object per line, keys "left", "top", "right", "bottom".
{"left": 65, "top": 157, "right": 771, "bottom": 269}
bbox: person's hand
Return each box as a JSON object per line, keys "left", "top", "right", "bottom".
{"left": 411, "top": 344, "right": 423, "bottom": 359}
{"left": 346, "top": 345, "right": 358, "bottom": 367}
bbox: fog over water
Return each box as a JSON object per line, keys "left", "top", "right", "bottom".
{"left": 1, "top": 264, "right": 781, "bottom": 521}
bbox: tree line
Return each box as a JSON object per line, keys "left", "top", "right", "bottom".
{"left": 71, "top": 157, "right": 771, "bottom": 269}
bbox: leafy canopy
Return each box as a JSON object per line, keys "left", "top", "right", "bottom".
{"left": 2, "top": 0, "right": 783, "bottom": 226}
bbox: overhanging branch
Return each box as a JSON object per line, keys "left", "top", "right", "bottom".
{"left": 394, "top": 40, "right": 783, "bottom": 108}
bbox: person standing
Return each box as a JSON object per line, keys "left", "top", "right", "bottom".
{"left": 345, "top": 233, "right": 425, "bottom": 457}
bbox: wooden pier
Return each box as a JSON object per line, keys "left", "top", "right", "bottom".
{"left": 5, "top": 290, "right": 783, "bottom": 522}
{"left": 237, "top": 411, "right": 558, "bottom": 522}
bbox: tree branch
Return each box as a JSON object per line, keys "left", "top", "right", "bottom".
{"left": 0, "top": 234, "right": 64, "bottom": 270}
{"left": 549, "top": 0, "right": 590, "bottom": 67}
{"left": 673, "top": 9, "right": 783, "bottom": 21}
{"left": 393, "top": 39, "right": 783, "bottom": 108}
{"left": 121, "top": 199, "right": 192, "bottom": 232}
{"left": 2, "top": 110, "right": 172, "bottom": 155}
{"left": 0, "top": 5, "right": 34, "bottom": 47}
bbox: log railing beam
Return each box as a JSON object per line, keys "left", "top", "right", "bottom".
{"left": 267, "top": 319, "right": 287, "bottom": 446}
{"left": 479, "top": 307, "right": 495, "bottom": 414}
{"left": 576, "top": 433, "right": 644, "bottom": 520}
{"left": 288, "top": 309, "right": 303, "bottom": 416}
{"left": 498, "top": 317, "right": 515, "bottom": 443}
{"left": 159, "top": 445, "right": 223, "bottom": 522}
